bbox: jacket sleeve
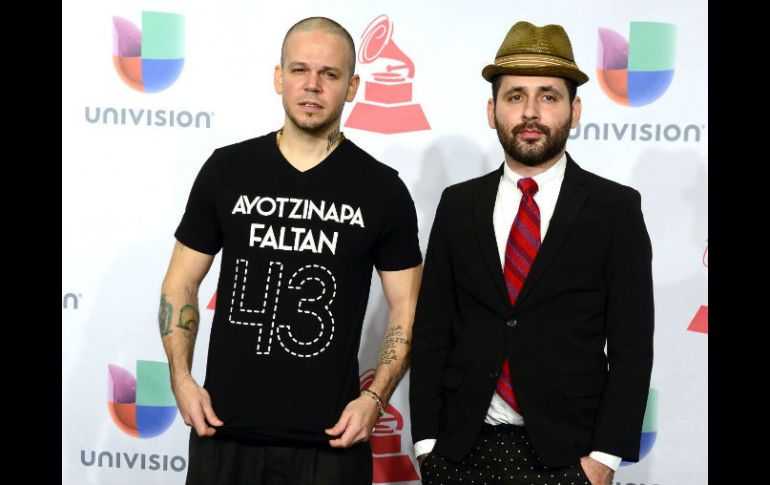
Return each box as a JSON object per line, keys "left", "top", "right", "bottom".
{"left": 409, "top": 189, "right": 458, "bottom": 443}
{"left": 592, "top": 190, "right": 655, "bottom": 461}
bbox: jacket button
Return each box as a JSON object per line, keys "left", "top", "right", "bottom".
{"left": 506, "top": 319, "right": 518, "bottom": 328}
{"left": 489, "top": 371, "right": 500, "bottom": 379}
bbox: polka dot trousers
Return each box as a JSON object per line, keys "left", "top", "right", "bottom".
{"left": 419, "top": 424, "right": 591, "bottom": 485}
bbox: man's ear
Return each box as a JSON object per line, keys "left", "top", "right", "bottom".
{"left": 274, "top": 65, "right": 283, "bottom": 94}
{"left": 571, "top": 96, "right": 582, "bottom": 128}
{"left": 346, "top": 74, "right": 360, "bottom": 102}
{"left": 487, "top": 98, "right": 497, "bottom": 129}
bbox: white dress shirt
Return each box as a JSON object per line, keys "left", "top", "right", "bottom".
{"left": 414, "top": 154, "right": 621, "bottom": 471}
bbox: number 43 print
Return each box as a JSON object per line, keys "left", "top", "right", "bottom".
{"left": 228, "top": 259, "right": 337, "bottom": 358}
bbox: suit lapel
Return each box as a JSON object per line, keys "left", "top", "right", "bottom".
{"left": 473, "top": 165, "right": 512, "bottom": 310}
{"left": 515, "top": 154, "right": 589, "bottom": 306}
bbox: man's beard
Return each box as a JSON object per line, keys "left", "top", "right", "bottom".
{"left": 283, "top": 98, "right": 344, "bottom": 134}
{"left": 495, "top": 114, "right": 572, "bottom": 167}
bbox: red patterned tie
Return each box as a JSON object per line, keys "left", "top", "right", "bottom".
{"left": 495, "top": 177, "right": 540, "bottom": 414}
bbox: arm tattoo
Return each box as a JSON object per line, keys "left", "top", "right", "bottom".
{"left": 326, "top": 128, "right": 341, "bottom": 151}
{"left": 378, "top": 324, "right": 411, "bottom": 366}
{"left": 177, "top": 304, "right": 200, "bottom": 339}
{"left": 158, "top": 294, "right": 173, "bottom": 337}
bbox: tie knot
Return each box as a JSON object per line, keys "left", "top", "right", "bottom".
{"left": 517, "top": 177, "right": 539, "bottom": 197}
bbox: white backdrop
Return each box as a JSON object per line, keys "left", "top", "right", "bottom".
{"left": 62, "top": 1, "right": 708, "bottom": 483}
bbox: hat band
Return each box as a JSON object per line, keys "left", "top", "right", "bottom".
{"left": 494, "top": 53, "right": 578, "bottom": 69}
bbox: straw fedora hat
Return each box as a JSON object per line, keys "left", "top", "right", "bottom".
{"left": 481, "top": 21, "right": 589, "bottom": 85}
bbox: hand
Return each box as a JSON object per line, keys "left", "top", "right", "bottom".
{"left": 325, "top": 395, "right": 380, "bottom": 448}
{"left": 579, "top": 456, "right": 614, "bottom": 485}
{"left": 171, "top": 374, "right": 223, "bottom": 437}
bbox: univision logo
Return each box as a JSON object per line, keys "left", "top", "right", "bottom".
{"left": 108, "top": 360, "right": 177, "bottom": 438}
{"left": 597, "top": 22, "right": 676, "bottom": 107}
{"left": 113, "top": 11, "right": 185, "bottom": 93}
{"left": 620, "top": 388, "right": 658, "bottom": 466}
{"left": 569, "top": 121, "right": 703, "bottom": 142}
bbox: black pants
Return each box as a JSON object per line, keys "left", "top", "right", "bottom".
{"left": 420, "top": 424, "right": 591, "bottom": 485}
{"left": 186, "top": 431, "right": 372, "bottom": 485}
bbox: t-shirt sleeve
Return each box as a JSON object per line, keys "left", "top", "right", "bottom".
{"left": 374, "top": 175, "right": 423, "bottom": 271}
{"left": 174, "top": 152, "right": 223, "bottom": 255}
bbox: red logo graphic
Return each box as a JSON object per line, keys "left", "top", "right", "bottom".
{"left": 360, "top": 369, "right": 420, "bottom": 483}
{"left": 345, "top": 15, "right": 430, "bottom": 134}
{"left": 688, "top": 240, "right": 708, "bottom": 334}
{"left": 207, "top": 292, "right": 217, "bottom": 310}
{"left": 688, "top": 305, "right": 708, "bottom": 334}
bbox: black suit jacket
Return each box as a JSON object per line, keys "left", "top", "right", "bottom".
{"left": 409, "top": 154, "right": 654, "bottom": 467}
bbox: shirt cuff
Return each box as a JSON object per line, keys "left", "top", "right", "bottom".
{"left": 414, "top": 439, "right": 437, "bottom": 457}
{"left": 589, "top": 451, "right": 622, "bottom": 471}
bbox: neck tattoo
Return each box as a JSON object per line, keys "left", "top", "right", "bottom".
{"left": 327, "top": 129, "right": 342, "bottom": 151}
{"left": 275, "top": 128, "right": 344, "bottom": 151}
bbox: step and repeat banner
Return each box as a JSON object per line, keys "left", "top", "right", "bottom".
{"left": 63, "top": 1, "right": 707, "bottom": 483}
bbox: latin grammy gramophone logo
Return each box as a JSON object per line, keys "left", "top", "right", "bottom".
{"left": 345, "top": 15, "right": 430, "bottom": 134}
{"left": 360, "top": 370, "right": 420, "bottom": 483}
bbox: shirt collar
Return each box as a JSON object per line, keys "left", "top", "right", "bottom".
{"left": 502, "top": 153, "right": 567, "bottom": 191}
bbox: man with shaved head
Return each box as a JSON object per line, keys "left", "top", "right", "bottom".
{"left": 159, "top": 16, "right": 423, "bottom": 484}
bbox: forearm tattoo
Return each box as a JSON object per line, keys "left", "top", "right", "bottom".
{"left": 177, "top": 304, "right": 200, "bottom": 339}
{"left": 327, "top": 128, "right": 341, "bottom": 151}
{"left": 378, "top": 324, "right": 411, "bottom": 367}
{"left": 158, "top": 294, "right": 173, "bottom": 337}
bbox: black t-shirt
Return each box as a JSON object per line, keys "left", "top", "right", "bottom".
{"left": 175, "top": 132, "right": 422, "bottom": 443}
